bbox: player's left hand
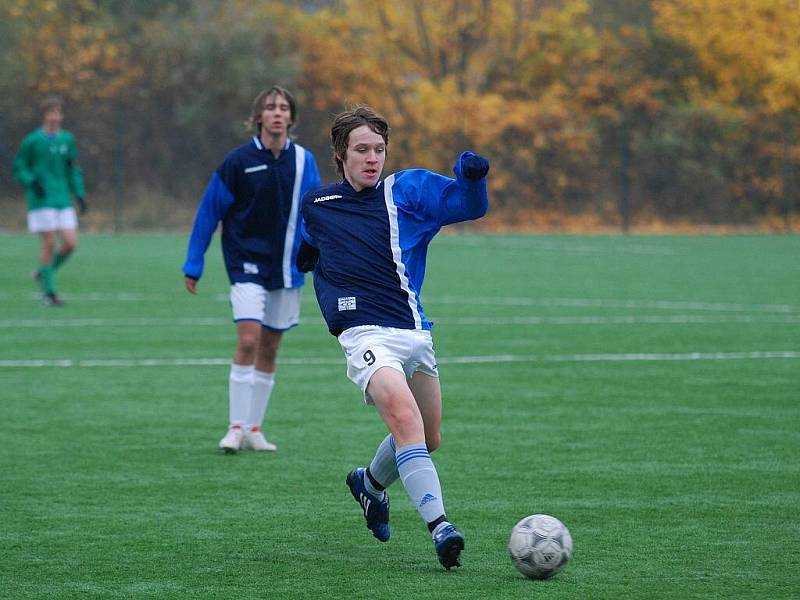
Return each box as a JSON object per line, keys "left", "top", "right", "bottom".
{"left": 461, "top": 153, "right": 490, "bottom": 181}
{"left": 76, "top": 196, "right": 87, "bottom": 215}
{"left": 184, "top": 275, "right": 199, "bottom": 294}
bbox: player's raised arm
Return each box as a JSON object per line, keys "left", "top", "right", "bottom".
{"left": 447, "top": 151, "right": 489, "bottom": 222}
{"left": 413, "top": 151, "right": 489, "bottom": 226}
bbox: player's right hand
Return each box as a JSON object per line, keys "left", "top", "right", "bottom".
{"left": 461, "top": 153, "right": 490, "bottom": 181}
{"left": 184, "top": 275, "right": 199, "bottom": 294}
{"left": 296, "top": 240, "right": 319, "bottom": 272}
{"left": 31, "top": 179, "right": 45, "bottom": 198}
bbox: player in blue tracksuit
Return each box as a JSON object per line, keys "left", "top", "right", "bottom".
{"left": 297, "top": 106, "right": 489, "bottom": 569}
{"left": 183, "top": 86, "right": 321, "bottom": 454}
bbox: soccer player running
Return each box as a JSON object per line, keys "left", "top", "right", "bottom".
{"left": 297, "top": 106, "right": 489, "bottom": 569}
{"left": 182, "top": 86, "right": 321, "bottom": 453}
{"left": 13, "top": 96, "right": 87, "bottom": 306}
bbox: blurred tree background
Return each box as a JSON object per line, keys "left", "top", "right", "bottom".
{"left": 0, "top": 0, "right": 797, "bottom": 232}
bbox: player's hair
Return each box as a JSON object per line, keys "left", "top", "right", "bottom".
{"left": 331, "top": 105, "right": 390, "bottom": 178}
{"left": 40, "top": 95, "right": 64, "bottom": 116}
{"left": 248, "top": 86, "right": 297, "bottom": 134}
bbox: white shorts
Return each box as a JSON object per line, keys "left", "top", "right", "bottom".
{"left": 338, "top": 325, "right": 439, "bottom": 404}
{"left": 27, "top": 207, "right": 78, "bottom": 233}
{"left": 230, "top": 283, "right": 301, "bottom": 331}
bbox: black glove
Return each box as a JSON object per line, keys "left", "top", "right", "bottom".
{"left": 461, "top": 153, "right": 490, "bottom": 181}
{"left": 296, "top": 240, "right": 320, "bottom": 273}
{"left": 76, "top": 196, "right": 87, "bottom": 215}
{"left": 31, "top": 179, "right": 45, "bottom": 198}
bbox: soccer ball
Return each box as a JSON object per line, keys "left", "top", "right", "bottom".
{"left": 508, "top": 514, "right": 572, "bottom": 579}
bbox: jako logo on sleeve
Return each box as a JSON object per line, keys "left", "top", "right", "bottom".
{"left": 314, "top": 194, "right": 342, "bottom": 203}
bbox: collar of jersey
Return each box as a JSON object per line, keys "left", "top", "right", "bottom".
{"left": 252, "top": 136, "right": 291, "bottom": 153}
{"left": 341, "top": 178, "right": 384, "bottom": 194}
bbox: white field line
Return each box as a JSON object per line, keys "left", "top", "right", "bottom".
{"left": 447, "top": 315, "right": 800, "bottom": 326}
{"left": 1, "top": 351, "right": 798, "bottom": 368}
{"left": 2, "top": 314, "right": 799, "bottom": 329}
{"left": 0, "top": 292, "right": 795, "bottom": 314}
{"left": 433, "top": 296, "right": 797, "bottom": 313}
{"left": 436, "top": 237, "right": 679, "bottom": 255}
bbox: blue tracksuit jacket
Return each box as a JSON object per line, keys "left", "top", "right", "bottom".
{"left": 183, "top": 137, "right": 321, "bottom": 289}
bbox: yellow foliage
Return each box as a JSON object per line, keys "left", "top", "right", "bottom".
{"left": 654, "top": 0, "right": 800, "bottom": 113}
{"left": 291, "top": 0, "right": 602, "bottom": 201}
{"left": 3, "top": 0, "right": 141, "bottom": 100}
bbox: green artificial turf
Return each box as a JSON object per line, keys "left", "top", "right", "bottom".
{"left": 1, "top": 233, "right": 798, "bottom": 599}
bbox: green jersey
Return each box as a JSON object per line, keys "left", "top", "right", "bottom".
{"left": 13, "top": 128, "right": 85, "bottom": 211}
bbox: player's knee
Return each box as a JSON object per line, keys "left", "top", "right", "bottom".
{"left": 388, "top": 407, "right": 424, "bottom": 441}
{"left": 259, "top": 340, "right": 280, "bottom": 362}
{"left": 393, "top": 410, "right": 419, "bottom": 434}
{"left": 237, "top": 333, "right": 259, "bottom": 357}
{"left": 426, "top": 431, "right": 441, "bottom": 452}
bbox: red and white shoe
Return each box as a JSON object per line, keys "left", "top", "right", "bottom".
{"left": 218, "top": 426, "right": 244, "bottom": 454}
{"left": 243, "top": 428, "right": 277, "bottom": 452}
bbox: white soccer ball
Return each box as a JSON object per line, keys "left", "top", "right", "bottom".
{"left": 508, "top": 514, "right": 572, "bottom": 579}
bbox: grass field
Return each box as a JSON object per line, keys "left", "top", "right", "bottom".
{"left": 1, "top": 232, "right": 799, "bottom": 599}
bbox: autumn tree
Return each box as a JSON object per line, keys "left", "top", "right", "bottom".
{"left": 122, "top": 0, "right": 299, "bottom": 198}
{"left": 292, "top": 0, "right": 603, "bottom": 214}
{"left": 654, "top": 0, "right": 800, "bottom": 227}
{"left": 3, "top": 0, "right": 140, "bottom": 105}
{"left": 3, "top": 0, "right": 795, "bottom": 229}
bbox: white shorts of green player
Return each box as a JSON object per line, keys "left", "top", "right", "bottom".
{"left": 27, "top": 206, "right": 77, "bottom": 233}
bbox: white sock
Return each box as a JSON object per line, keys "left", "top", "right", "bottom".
{"left": 368, "top": 434, "right": 399, "bottom": 490}
{"left": 228, "top": 363, "right": 254, "bottom": 427}
{"left": 247, "top": 370, "right": 275, "bottom": 431}
{"left": 395, "top": 443, "right": 446, "bottom": 524}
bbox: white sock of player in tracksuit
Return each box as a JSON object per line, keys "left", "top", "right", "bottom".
{"left": 228, "top": 363, "right": 253, "bottom": 427}
{"left": 247, "top": 369, "right": 275, "bottom": 431}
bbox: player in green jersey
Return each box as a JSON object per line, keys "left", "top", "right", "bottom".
{"left": 13, "top": 96, "right": 87, "bottom": 306}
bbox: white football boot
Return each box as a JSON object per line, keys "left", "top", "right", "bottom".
{"left": 219, "top": 427, "right": 244, "bottom": 454}
{"left": 243, "top": 428, "right": 277, "bottom": 452}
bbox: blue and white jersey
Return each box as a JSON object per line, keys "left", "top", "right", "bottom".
{"left": 183, "top": 137, "right": 321, "bottom": 289}
{"left": 300, "top": 151, "right": 488, "bottom": 335}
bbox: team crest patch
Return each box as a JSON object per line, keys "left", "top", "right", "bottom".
{"left": 338, "top": 296, "right": 356, "bottom": 311}
{"left": 243, "top": 262, "right": 259, "bottom": 274}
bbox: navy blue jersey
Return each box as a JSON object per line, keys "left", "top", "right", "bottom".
{"left": 183, "top": 137, "right": 321, "bottom": 289}
{"left": 300, "top": 151, "right": 488, "bottom": 335}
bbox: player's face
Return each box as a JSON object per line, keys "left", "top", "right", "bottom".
{"left": 43, "top": 107, "right": 63, "bottom": 132}
{"left": 259, "top": 93, "right": 292, "bottom": 137}
{"left": 342, "top": 125, "right": 386, "bottom": 191}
